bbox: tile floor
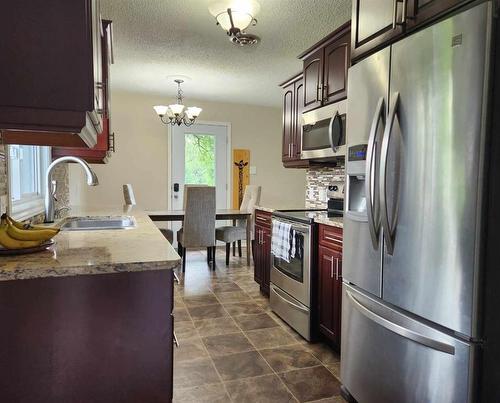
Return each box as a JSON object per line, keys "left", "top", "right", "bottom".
{"left": 173, "top": 248, "right": 345, "bottom": 403}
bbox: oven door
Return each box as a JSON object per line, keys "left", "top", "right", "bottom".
{"left": 301, "top": 100, "right": 347, "bottom": 160}
{"left": 270, "top": 219, "right": 311, "bottom": 307}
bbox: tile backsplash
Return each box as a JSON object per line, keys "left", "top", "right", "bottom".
{"left": 305, "top": 166, "right": 345, "bottom": 209}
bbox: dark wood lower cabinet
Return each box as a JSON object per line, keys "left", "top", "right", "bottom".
{"left": 254, "top": 210, "right": 272, "bottom": 296}
{"left": 0, "top": 270, "right": 174, "bottom": 403}
{"left": 317, "top": 224, "right": 343, "bottom": 350}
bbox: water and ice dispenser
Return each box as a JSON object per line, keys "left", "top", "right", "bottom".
{"left": 346, "top": 144, "right": 369, "bottom": 219}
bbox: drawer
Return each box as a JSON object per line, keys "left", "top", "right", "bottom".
{"left": 255, "top": 209, "right": 272, "bottom": 229}
{"left": 319, "top": 224, "right": 343, "bottom": 250}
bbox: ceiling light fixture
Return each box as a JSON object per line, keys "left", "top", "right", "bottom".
{"left": 208, "top": 0, "right": 261, "bottom": 46}
{"left": 153, "top": 79, "right": 202, "bottom": 127}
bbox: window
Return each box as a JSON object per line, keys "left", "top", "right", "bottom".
{"left": 184, "top": 133, "right": 216, "bottom": 186}
{"left": 8, "top": 145, "right": 51, "bottom": 220}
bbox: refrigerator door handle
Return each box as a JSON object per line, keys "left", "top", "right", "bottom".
{"left": 346, "top": 290, "right": 455, "bottom": 355}
{"left": 365, "top": 97, "right": 385, "bottom": 249}
{"left": 380, "top": 92, "right": 400, "bottom": 255}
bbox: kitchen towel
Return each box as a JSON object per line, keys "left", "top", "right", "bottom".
{"left": 271, "top": 220, "right": 292, "bottom": 263}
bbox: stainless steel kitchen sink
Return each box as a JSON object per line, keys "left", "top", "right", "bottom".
{"left": 59, "top": 216, "right": 137, "bottom": 231}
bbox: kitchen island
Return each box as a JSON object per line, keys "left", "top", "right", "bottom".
{"left": 0, "top": 206, "right": 181, "bottom": 403}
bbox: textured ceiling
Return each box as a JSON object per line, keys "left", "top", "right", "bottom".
{"left": 101, "top": 0, "right": 352, "bottom": 107}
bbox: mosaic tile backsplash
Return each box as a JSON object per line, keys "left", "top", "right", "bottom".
{"left": 305, "top": 166, "right": 345, "bottom": 209}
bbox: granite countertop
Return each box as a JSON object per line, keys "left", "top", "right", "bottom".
{"left": 0, "top": 206, "right": 181, "bottom": 282}
{"left": 310, "top": 212, "right": 343, "bottom": 228}
{"left": 255, "top": 205, "right": 307, "bottom": 213}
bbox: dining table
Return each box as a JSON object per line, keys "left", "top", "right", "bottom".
{"left": 147, "top": 209, "right": 253, "bottom": 265}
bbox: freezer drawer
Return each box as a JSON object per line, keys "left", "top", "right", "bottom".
{"left": 341, "top": 284, "right": 475, "bottom": 403}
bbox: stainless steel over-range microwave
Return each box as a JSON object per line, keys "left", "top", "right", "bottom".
{"left": 300, "top": 100, "right": 347, "bottom": 160}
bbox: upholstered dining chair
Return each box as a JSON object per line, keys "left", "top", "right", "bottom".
{"left": 215, "top": 185, "right": 261, "bottom": 265}
{"left": 122, "top": 184, "right": 174, "bottom": 244}
{"left": 177, "top": 186, "right": 217, "bottom": 272}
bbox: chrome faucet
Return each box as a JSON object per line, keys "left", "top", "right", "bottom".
{"left": 44, "top": 156, "right": 99, "bottom": 223}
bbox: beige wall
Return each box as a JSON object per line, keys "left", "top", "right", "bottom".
{"left": 70, "top": 90, "right": 306, "bottom": 210}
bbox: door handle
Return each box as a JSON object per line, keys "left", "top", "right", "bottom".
{"left": 380, "top": 92, "right": 400, "bottom": 255}
{"left": 366, "top": 97, "right": 385, "bottom": 249}
{"left": 346, "top": 291, "right": 455, "bottom": 355}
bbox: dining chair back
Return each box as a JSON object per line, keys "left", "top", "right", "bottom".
{"left": 215, "top": 185, "right": 261, "bottom": 265}
{"left": 177, "top": 185, "right": 216, "bottom": 271}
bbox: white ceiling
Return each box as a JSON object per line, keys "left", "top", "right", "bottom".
{"left": 101, "top": 0, "right": 352, "bottom": 107}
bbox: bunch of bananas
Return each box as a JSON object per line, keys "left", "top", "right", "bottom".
{"left": 0, "top": 214, "right": 59, "bottom": 249}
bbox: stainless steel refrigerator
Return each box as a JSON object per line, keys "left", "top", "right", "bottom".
{"left": 341, "top": 2, "right": 498, "bottom": 402}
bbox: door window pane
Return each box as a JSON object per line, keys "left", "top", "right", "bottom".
{"left": 184, "top": 133, "right": 216, "bottom": 186}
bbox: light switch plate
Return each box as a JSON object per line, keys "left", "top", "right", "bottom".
{"left": 250, "top": 166, "right": 257, "bottom": 175}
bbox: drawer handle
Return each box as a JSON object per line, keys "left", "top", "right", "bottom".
{"left": 271, "top": 285, "right": 308, "bottom": 313}
{"left": 324, "top": 235, "right": 343, "bottom": 244}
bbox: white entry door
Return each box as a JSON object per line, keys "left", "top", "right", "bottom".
{"left": 170, "top": 123, "right": 229, "bottom": 242}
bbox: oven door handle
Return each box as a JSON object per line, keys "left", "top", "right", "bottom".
{"left": 271, "top": 285, "right": 309, "bottom": 313}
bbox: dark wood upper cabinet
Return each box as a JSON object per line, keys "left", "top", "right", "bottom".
{"left": 299, "top": 22, "right": 351, "bottom": 113}
{"left": 279, "top": 74, "right": 311, "bottom": 168}
{"left": 294, "top": 81, "right": 304, "bottom": 159}
{"left": 303, "top": 50, "right": 323, "bottom": 112}
{"left": 53, "top": 20, "right": 115, "bottom": 164}
{"left": 0, "top": 0, "right": 107, "bottom": 148}
{"left": 351, "top": 0, "right": 470, "bottom": 61}
{"left": 407, "top": 0, "right": 469, "bottom": 27}
{"left": 282, "top": 84, "right": 295, "bottom": 161}
{"left": 323, "top": 31, "right": 350, "bottom": 105}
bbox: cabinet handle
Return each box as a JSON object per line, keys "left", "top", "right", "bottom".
{"left": 335, "top": 258, "right": 342, "bottom": 281}
{"left": 323, "top": 84, "right": 328, "bottom": 102}
{"left": 109, "top": 132, "right": 116, "bottom": 152}
{"left": 330, "top": 257, "right": 334, "bottom": 279}
{"left": 317, "top": 85, "right": 323, "bottom": 102}
{"left": 173, "top": 272, "right": 180, "bottom": 284}
{"left": 173, "top": 331, "right": 179, "bottom": 348}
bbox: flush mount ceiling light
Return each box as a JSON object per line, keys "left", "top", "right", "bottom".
{"left": 153, "top": 79, "right": 202, "bottom": 127}
{"left": 208, "top": 0, "right": 261, "bottom": 46}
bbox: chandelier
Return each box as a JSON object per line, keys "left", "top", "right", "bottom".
{"left": 153, "top": 79, "right": 202, "bottom": 126}
{"left": 208, "top": 0, "right": 260, "bottom": 46}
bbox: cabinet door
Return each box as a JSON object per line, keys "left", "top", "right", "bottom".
{"left": 323, "top": 31, "right": 350, "bottom": 105}
{"left": 282, "top": 83, "right": 294, "bottom": 161}
{"left": 332, "top": 250, "right": 342, "bottom": 348}
{"left": 407, "top": 0, "right": 467, "bottom": 28}
{"left": 351, "top": 0, "right": 404, "bottom": 60}
{"left": 303, "top": 49, "right": 323, "bottom": 112}
{"left": 318, "top": 246, "right": 335, "bottom": 338}
{"left": 261, "top": 228, "right": 272, "bottom": 296}
{"left": 253, "top": 227, "right": 263, "bottom": 285}
{"left": 318, "top": 245, "right": 342, "bottom": 348}
{"left": 293, "top": 79, "right": 304, "bottom": 159}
